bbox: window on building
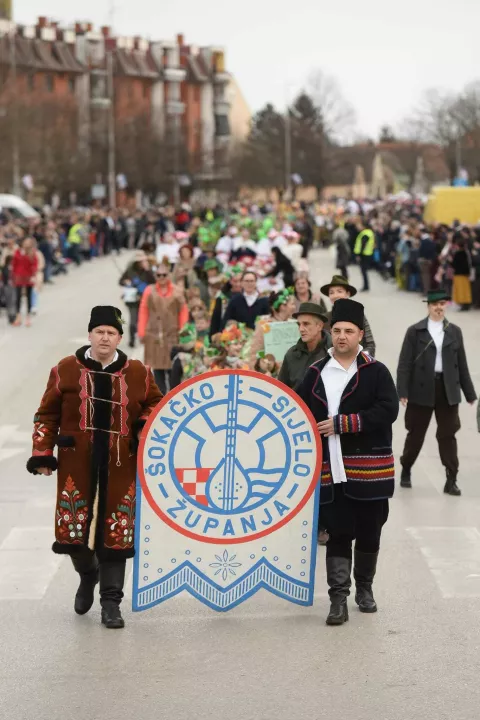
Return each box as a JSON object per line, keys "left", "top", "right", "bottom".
{"left": 46, "top": 74, "right": 54, "bottom": 92}
{"left": 68, "top": 76, "right": 76, "bottom": 94}
{"left": 215, "top": 114, "right": 230, "bottom": 137}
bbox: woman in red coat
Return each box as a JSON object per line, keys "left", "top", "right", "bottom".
{"left": 11, "top": 236, "right": 38, "bottom": 326}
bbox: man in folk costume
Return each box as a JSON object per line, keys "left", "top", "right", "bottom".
{"left": 26, "top": 306, "right": 162, "bottom": 629}
{"left": 396, "top": 290, "right": 477, "bottom": 495}
{"left": 297, "top": 299, "right": 398, "bottom": 626}
{"left": 137, "top": 259, "right": 189, "bottom": 395}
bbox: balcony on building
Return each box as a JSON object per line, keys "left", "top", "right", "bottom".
{"left": 164, "top": 67, "right": 186, "bottom": 83}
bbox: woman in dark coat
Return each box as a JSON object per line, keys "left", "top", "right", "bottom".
{"left": 265, "top": 247, "right": 295, "bottom": 288}
{"left": 451, "top": 237, "right": 472, "bottom": 310}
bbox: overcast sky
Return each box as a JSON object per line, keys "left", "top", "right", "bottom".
{"left": 15, "top": 0, "right": 479, "bottom": 139}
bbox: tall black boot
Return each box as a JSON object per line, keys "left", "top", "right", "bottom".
{"left": 354, "top": 550, "right": 378, "bottom": 613}
{"left": 444, "top": 470, "right": 461, "bottom": 496}
{"left": 71, "top": 554, "right": 99, "bottom": 615}
{"left": 100, "top": 560, "right": 126, "bottom": 629}
{"left": 325, "top": 556, "right": 351, "bottom": 626}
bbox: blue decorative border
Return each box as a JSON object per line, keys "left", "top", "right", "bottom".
{"left": 133, "top": 474, "right": 321, "bottom": 613}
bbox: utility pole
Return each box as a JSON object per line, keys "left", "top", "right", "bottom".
{"left": 106, "top": 48, "right": 116, "bottom": 208}
{"left": 9, "top": 28, "right": 21, "bottom": 196}
{"left": 173, "top": 116, "right": 180, "bottom": 206}
{"left": 284, "top": 107, "right": 291, "bottom": 202}
{"left": 106, "top": 0, "right": 116, "bottom": 208}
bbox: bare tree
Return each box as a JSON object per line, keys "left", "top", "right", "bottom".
{"left": 307, "top": 70, "right": 356, "bottom": 143}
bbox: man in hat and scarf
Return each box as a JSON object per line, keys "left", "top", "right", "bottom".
{"left": 26, "top": 306, "right": 162, "bottom": 629}
{"left": 320, "top": 274, "right": 376, "bottom": 356}
{"left": 396, "top": 290, "right": 477, "bottom": 495}
{"left": 297, "top": 299, "right": 398, "bottom": 626}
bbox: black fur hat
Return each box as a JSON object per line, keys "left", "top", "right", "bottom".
{"left": 88, "top": 306, "right": 124, "bottom": 335}
{"left": 331, "top": 298, "right": 364, "bottom": 330}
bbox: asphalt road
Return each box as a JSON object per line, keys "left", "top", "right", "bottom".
{"left": 1, "top": 248, "right": 479, "bottom": 720}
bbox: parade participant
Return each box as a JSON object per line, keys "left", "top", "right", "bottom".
{"left": 320, "top": 275, "right": 376, "bottom": 356}
{"left": 297, "top": 299, "right": 398, "bottom": 626}
{"left": 279, "top": 302, "right": 330, "bottom": 390}
{"left": 265, "top": 247, "right": 295, "bottom": 288}
{"left": 172, "top": 244, "right": 200, "bottom": 293}
{"left": 254, "top": 351, "right": 279, "bottom": 377}
{"left": 282, "top": 231, "right": 303, "bottom": 273}
{"left": 451, "top": 237, "right": 473, "bottom": 311}
{"left": 210, "top": 265, "right": 243, "bottom": 337}
{"left": 137, "top": 260, "right": 189, "bottom": 395}
{"left": 230, "top": 229, "right": 257, "bottom": 262}
{"left": 396, "top": 290, "right": 477, "bottom": 494}
{"left": 354, "top": 220, "right": 375, "bottom": 291}
{"left": 216, "top": 225, "right": 238, "bottom": 262}
{"left": 119, "top": 251, "right": 155, "bottom": 348}
{"left": 12, "top": 236, "right": 38, "bottom": 327}
{"left": 221, "top": 271, "right": 269, "bottom": 330}
{"left": 211, "top": 325, "right": 249, "bottom": 370}
{"left": 294, "top": 274, "right": 327, "bottom": 315}
{"left": 332, "top": 224, "right": 351, "bottom": 279}
{"left": 279, "top": 301, "right": 331, "bottom": 545}
{"left": 26, "top": 306, "right": 162, "bottom": 629}
{"left": 170, "top": 323, "right": 205, "bottom": 388}
{"left": 155, "top": 232, "right": 179, "bottom": 267}
{"left": 248, "top": 288, "right": 296, "bottom": 368}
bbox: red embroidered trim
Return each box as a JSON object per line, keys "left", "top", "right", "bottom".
{"left": 78, "top": 367, "right": 89, "bottom": 432}
{"left": 32, "top": 449, "right": 53, "bottom": 456}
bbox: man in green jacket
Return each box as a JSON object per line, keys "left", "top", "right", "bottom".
{"left": 279, "top": 301, "right": 332, "bottom": 545}
{"left": 354, "top": 221, "right": 375, "bottom": 291}
{"left": 279, "top": 302, "right": 331, "bottom": 391}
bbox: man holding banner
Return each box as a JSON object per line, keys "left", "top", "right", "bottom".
{"left": 297, "top": 299, "right": 398, "bottom": 626}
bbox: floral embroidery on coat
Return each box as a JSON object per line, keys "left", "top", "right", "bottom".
{"left": 106, "top": 483, "right": 135, "bottom": 548}
{"left": 56, "top": 475, "right": 88, "bottom": 543}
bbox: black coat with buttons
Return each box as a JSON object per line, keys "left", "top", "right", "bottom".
{"left": 396, "top": 318, "right": 477, "bottom": 407}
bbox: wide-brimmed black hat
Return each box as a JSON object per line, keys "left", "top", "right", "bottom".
{"left": 292, "top": 302, "right": 328, "bottom": 322}
{"left": 320, "top": 274, "right": 357, "bottom": 297}
{"left": 331, "top": 298, "right": 364, "bottom": 330}
{"left": 423, "top": 290, "right": 451, "bottom": 303}
{"left": 88, "top": 306, "right": 124, "bottom": 335}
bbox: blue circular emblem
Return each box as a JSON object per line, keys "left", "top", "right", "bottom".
{"left": 139, "top": 370, "right": 320, "bottom": 544}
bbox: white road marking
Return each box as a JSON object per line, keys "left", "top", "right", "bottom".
{"left": 407, "top": 526, "right": 480, "bottom": 598}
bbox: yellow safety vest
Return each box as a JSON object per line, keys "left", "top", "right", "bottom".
{"left": 68, "top": 223, "right": 83, "bottom": 245}
{"left": 354, "top": 229, "right": 375, "bottom": 257}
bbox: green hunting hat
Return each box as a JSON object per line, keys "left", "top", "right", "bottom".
{"left": 320, "top": 274, "right": 357, "bottom": 297}
{"left": 423, "top": 290, "right": 451, "bottom": 303}
{"left": 292, "top": 302, "right": 328, "bottom": 322}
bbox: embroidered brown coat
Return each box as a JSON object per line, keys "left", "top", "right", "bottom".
{"left": 26, "top": 348, "right": 162, "bottom": 560}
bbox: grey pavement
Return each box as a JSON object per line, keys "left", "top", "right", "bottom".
{"left": 1, "top": 250, "right": 480, "bottom": 720}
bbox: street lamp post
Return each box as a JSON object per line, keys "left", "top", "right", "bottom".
{"left": 106, "top": 48, "right": 116, "bottom": 208}
{"left": 284, "top": 107, "right": 291, "bottom": 202}
{"left": 9, "top": 29, "right": 21, "bottom": 196}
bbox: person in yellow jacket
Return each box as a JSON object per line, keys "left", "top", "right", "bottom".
{"left": 354, "top": 221, "right": 375, "bottom": 292}
{"left": 67, "top": 214, "right": 86, "bottom": 267}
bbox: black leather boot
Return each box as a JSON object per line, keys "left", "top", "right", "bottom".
{"left": 325, "top": 556, "right": 351, "bottom": 626}
{"left": 444, "top": 470, "right": 461, "bottom": 496}
{"left": 400, "top": 466, "right": 412, "bottom": 488}
{"left": 100, "top": 560, "right": 126, "bottom": 629}
{"left": 71, "top": 554, "right": 99, "bottom": 615}
{"left": 354, "top": 550, "right": 378, "bottom": 613}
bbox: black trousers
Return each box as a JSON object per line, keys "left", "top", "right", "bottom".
{"left": 401, "top": 377, "right": 460, "bottom": 474}
{"left": 154, "top": 369, "right": 171, "bottom": 396}
{"left": 321, "top": 485, "right": 389, "bottom": 560}
{"left": 16, "top": 286, "right": 33, "bottom": 314}
{"left": 360, "top": 256, "right": 370, "bottom": 290}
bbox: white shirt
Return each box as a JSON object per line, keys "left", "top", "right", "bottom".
{"left": 85, "top": 348, "right": 119, "bottom": 370}
{"left": 321, "top": 347, "right": 362, "bottom": 484}
{"left": 427, "top": 318, "right": 444, "bottom": 373}
{"left": 244, "top": 292, "right": 259, "bottom": 307}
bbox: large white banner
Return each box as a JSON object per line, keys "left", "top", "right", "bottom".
{"left": 133, "top": 370, "right": 321, "bottom": 612}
